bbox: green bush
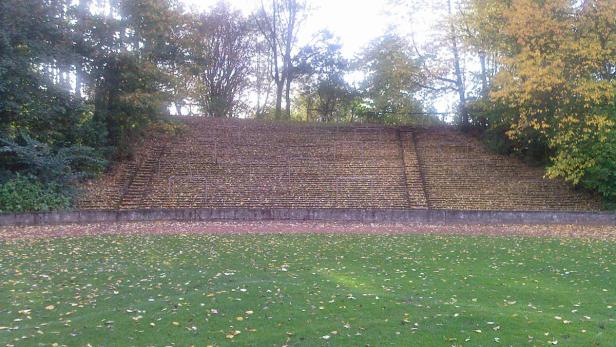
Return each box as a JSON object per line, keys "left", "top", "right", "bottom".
{"left": 0, "top": 133, "right": 106, "bottom": 185}
{"left": 0, "top": 175, "right": 71, "bottom": 213}
{"left": 481, "top": 126, "right": 514, "bottom": 156}
{"left": 578, "top": 135, "right": 616, "bottom": 208}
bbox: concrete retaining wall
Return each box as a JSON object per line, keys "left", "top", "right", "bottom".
{"left": 0, "top": 208, "right": 615, "bottom": 227}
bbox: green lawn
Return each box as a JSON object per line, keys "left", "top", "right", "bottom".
{"left": 1, "top": 234, "right": 615, "bottom": 346}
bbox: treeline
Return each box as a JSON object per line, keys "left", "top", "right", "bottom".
{"left": 0, "top": 0, "right": 614, "bottom": 211}
{"left": 0, "top": 0, "right": 437, "bottom": 212}
{"left": 395, "top": 0, "right": 615, "bottom": 206}
{"left": 447, "top": 0, "right": 615, "bottom": 205}
{"left": 1, "top": 0, "right": 186, "bottom": 211}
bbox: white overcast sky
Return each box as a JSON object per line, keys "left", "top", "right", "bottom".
{"left": 181, "top": 0, "right": 410, "bottom": 58}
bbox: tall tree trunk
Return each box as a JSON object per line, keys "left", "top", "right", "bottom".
{"left": 479, "top": 51, "right": 488, "bottom": 97}
{"left": 175, "top": 103, "right": 183, "bottom": 116}
{"left": 282, "top": 0, "right": 297, "bottom": 119}
{"left": 448, "top": 0, "right": 468, "bottom": 127}
{"left": 75, "top": 62, "right": 83, "bottom": 97}
{"left": 74, "top": 0, "right": 87, "bottom": 98}
{"left": 284, "top": 71, "right": 292, "bottom": 118}
{"left": 271, "top": 0, "right": 283, "bottom": 119}
{"left": 275, "top": 80, "right": 284, "bottom": 119}
{"left": 306, "top": 96, "right": 313, "bottom": 122}
{"left": 256, "top": 52, "right": 263, "bottom": 117}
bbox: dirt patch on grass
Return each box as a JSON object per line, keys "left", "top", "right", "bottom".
{"left": 1, "top": 220, "right": 615, "bottom": 240}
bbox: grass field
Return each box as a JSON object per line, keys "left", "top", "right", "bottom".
{"left": 1, "top": 234, "right": 615, "bottom": 346}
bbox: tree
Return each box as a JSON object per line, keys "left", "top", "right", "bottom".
{"left": 467, "top": 0, "right": 616, "bottom": 201}
{"left": 457, "top": 0, "right": 507, "bottom": 98}
{"left": 357, "top": 33, "right": 425, "bottom": 124}
{"left": 84, "top": 0, "right": 186, "bottom": 156}
{"left": 446, "top": 0, "right": 469, "bottom": 126}
{"left": 0, "top": 0, "right": 190, "bottom": 210}
{"left": 395, "top": 0, "right": 474, "bottom": 126}
{"left": 294, "top": 32, "right": 355, "bottom": 122}
{"left": 255, "top": 0, "right": 306, "bottom": 119}
{"left": 190, "top": 3, "right": 254, "bottom": 118}
{"left": 0, "top": 0, "right": 95, "bottom": 147}
{"left": 252, "top": 33, "right": 275, "bottom": 118}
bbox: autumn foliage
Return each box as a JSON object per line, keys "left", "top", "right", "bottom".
{"left": 468, "top": 0, "right": 616, "bottom": 202}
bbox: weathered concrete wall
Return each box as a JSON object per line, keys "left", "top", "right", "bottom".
{"left": 0, "top": 208, "right": 615, "bottom": 227}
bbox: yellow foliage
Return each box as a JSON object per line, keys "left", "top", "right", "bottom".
{"left": 473, "top": 0, "right": 615, "bottom": 188}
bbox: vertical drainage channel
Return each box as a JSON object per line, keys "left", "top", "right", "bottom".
{"left": 409, "top": 129, "right": 431, "bottom": 209}
{"left": 397, "top": 128, "right": 414, "bottom": 209}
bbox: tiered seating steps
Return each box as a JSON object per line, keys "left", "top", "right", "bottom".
{"left": 78, "top": 118, "right": 600, "bottom": 212}
{"left": 413, "top": 127, "right": 600, "bottom": 211}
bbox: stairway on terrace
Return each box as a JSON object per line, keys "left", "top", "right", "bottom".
{"left": 78, "top": 136, "right": 166, "bottom": 210}
{"left": 118, "top": 142, "right": 168, "bottom": 209}
{"left": 398, "top": 129, "right": 429, "bottom": 208}
{"left": 112, "top": 118, "right": 412, "bottom": 209}
{"left": 78, "top": 162, "right": 134, "bottom": 210}
{"left": 79, "top": 118, "right": 601, "bottom": 212}
{"left": 412, "top": 127, "right": 600, "bottom": 211}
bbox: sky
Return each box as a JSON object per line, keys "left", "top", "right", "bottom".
{"left": 182, "top": 0, "right": 398, "bottom": 58}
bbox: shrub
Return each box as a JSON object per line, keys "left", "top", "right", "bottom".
{"left": 0, "top": 133, "right": 106, "bottom": 185}
{"left": 481, "top": 126, "right": 514, "bottom": 156}
{"left": 563, "top": 133, "right": 616, "bottom": 207}
{"left": 0, "top": 175, "right": 71, "bottom": 212}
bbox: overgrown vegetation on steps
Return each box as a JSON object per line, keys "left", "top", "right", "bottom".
{"left": 460, "top": 1, "right": 615, "bottom": 207}
{"left": 0, "top": 0, "right": 183, "bottom": 211}
{"left": 0, "top": 135, "right": 106, "bottom": 212}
